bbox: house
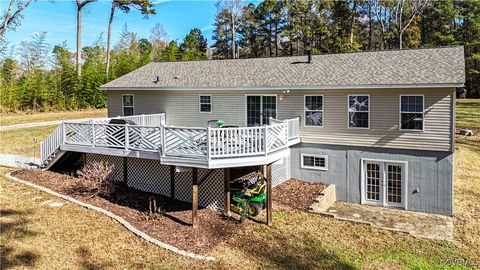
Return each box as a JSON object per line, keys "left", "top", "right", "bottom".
{"left": 40, "top": 46, "right": 464, "bottom": 225}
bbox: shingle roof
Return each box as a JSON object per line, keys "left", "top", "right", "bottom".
{"left": 101, "top": 46, "right": 465, "bottom": 90}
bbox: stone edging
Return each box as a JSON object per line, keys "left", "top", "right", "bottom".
{"left": 5, "top": 172, "right": 215, "bottom": 261}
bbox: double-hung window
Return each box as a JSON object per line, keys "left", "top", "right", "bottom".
{"left": 199, "top": 95, "right": 212, "bottom": 113}
{"left": 122, "top": 94, "right": 134, "bottom": 116}
{"left": 304, "top": 95, "right": 324, "bottom": 127}
{"left": 400, "top": 95, "right": 424, "bottom": 130}
{"left": 348, "top": 95, "right": 369, "bottom": 128}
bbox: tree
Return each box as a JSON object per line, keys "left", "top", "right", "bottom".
{"left": 105, "top": 0, "right": 155, "bottom": 78}
{"left": 76, "top": 0, "right": 97, "bottom": 77}
{"left": 212, "top": 8, "right": 232, "bottom": 59}
{"left": 216, "top": 0, "right": 243, "bottom": 59}
{"left": 160, "top": 40, "right": 181, "bottom": 62}
{"left": 0, "top": 0, "right": 35, "bottom": 39}
{"left": 150, "top": 23, "right": 168, "bottom": 61}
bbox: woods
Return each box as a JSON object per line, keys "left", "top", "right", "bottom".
{"left": 0, "top": 0, "right": 479, "bottom": 112}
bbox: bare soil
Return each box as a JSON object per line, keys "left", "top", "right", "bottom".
{"left": 12, "top": 169, "right": 325, "bottom": 255}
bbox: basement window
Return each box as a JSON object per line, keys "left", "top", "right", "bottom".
{"left": 199, "top": 95, "right": 212, "bottom": 113}
{"left": 400, "top": 95, "right": 424, "bottom": 131}
{"left": 301, "top": 154, "right": 328, "bottom": 171}
{"left": 348, "top": 95, "right": 369, "bottom": 128}
{"left": 122, "top": 94, "right": 134, "bottom": 116}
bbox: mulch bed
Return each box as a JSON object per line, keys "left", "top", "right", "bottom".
{"left": 273, "top": 179, "right": 327, "bottom": 210}
{"left": 11, "top": 169, "right": 326, "bottom": 254}
{"left": 12, "top": 169, "right": 242, "bottom": 254}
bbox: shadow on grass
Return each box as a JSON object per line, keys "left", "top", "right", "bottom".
{"left": 0, "top": 209, "right": 40, "bottom": 269}
{"left": 216, "top": 210, "right": 356, "bottom": 270}
{"left": 76, "top": 246, "right": 113, "bottom": 270}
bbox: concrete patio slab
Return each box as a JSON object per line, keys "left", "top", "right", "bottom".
{"left": 313, "top": 201, "right": 453, "bottom": 242}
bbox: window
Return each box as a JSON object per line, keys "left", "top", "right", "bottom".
{"left": 199, "top": 95, "right": 212, "bottom": 113}
{"left": 301, "top": 154, "right": 328, "bottom": 170}
{"left": 304, "top": 95, "right": 324, "bottom": 127}
{"left": 122, "top": 94, "right": 134, "bottom": 116}
{"left": 348, "top": 95, "right": 369, "bottom": 128}
{"left": 400, "top": 95, "right": 424, "bottom": 130}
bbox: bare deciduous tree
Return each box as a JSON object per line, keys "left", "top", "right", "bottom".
{"left": 216, "top": 0, "right": 243, "bottom": 59}
{"left": 105, "top": 0, "right": 155, "bottom": 78}
{"left": 0, "top": 0, "right": 34, "bottom": 39}
{"left": 76, "top": 0, "right": 96, "bottom": 77}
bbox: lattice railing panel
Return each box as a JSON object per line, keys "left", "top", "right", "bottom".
{"left": 266, "top": 123, "right": 288, "bottom": 153}
{"left": 164, "top": 127, "right": 207, "bottom": 158}
{"left": 128, "top": 126, "right": 162, "bottom": 151}
{"left": 65, "top": 123, "right": 92, "bottom": 145}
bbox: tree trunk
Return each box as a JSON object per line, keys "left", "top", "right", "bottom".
{"left": 349, "top": 0, "right": 357, "bottom": 45}
{"left": 105, "top": 3, "right": 115, "bottom": 78}
{"left": 231, "top": 12, "right": 235, "bottom": 59}
{"left": 76, "top": 6, "right": 82, "bottom": 76}
{"left": 368, "top": 1, "right": 373, "bottom": 50}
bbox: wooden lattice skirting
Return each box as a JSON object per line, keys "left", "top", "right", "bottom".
{"left": 4, "top": 172, "right": 216, "bottom": 261}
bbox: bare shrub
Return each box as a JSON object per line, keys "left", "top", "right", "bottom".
{"left": 74, "top": 161, "right": 115, "bottom": 197}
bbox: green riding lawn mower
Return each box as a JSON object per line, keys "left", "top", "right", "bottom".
{"left": 230, "top": 173, "right": 267, "bottom": 221}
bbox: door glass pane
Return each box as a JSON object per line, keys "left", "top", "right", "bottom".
{"left": 366, "top": 163, "right": 380, "bottom": 201}
{"left": 387, "top": 165, "right": 402, "bottom": 203}
{"left": 262, "top": 96, "right": 276, "bottom": 125}
{"left": 247, "top": 96, "right": 261, "bottom": 126}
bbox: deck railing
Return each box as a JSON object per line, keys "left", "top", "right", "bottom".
{"left": 42, "top": 114, "right": 299, "bottom": 165}
{"left": 40, "top": 124, "right": 65, "bottom": 165}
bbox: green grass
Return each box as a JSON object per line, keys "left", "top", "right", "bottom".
{"left": 456, "top": 99, "right": 480, "bottom": 128}
{"left": 0, "top": 109, "right": 106, "bottom": 126}
{"left": 0, "top": 125, "right": 57, "bottom": 157}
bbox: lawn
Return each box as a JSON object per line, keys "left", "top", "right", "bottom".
{"left": 456, "top": 99, "right": 480, "bottom": 128}
{"left": 0, "top": 109, "right": 107, "bottom": 126}
{"left": 1, "top": 142, "right": 479, "bottom": 269}
{"left": 0, "top": 125, "right": 57, "bottom": 157}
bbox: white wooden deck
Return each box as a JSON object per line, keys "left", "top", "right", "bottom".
{"left": 40, "top": 114, "right": 301, "bottom": 169}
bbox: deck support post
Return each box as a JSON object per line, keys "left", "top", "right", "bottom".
{"left": 265, "top": 163, "right": 273, "bottom": 226}
{"left": 170, "top": 166, "right": 175, "bottom": 199}
{"left": 192, "top": 168, "right": 199, "bottom": 228}
{"left": 224, "top": 168, "right": 231, "bottom": 216}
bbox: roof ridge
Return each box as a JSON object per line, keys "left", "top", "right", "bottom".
{"left": 149, "top": 46, "right": 463, "bottom": 64}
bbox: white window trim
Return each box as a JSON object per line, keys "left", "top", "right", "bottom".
{"left": 199, "top": 94, "right": 212, "bottom": 113}
{"left": 399, "top": 94, "right": 425, "bottom": 132}
{"left": 347, "top": 94, "right": 370, "bottom": 129}
{"left": 244, "top": 94, "right": 278, "bottom": 126}
{"left": 300, "top": 153, "right": 328, "bottom": 171}
{"left": 122, "top": 94, "right": 135, "bottom": 116}
{"left": 304, "top": 94, "right": 324, "bottom": 128}
{"left": 360, "top": 158, "right": 408, "bottom": 210}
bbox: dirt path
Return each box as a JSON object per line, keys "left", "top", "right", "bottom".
{"left": 0, "top": 117, "right": 102, "bottom": 131}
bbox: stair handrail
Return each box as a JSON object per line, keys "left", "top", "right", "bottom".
{"left": 40, "top": 122, "right": 65, "bottom": 166}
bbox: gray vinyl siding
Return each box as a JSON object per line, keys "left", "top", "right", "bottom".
{"left": 107, "top": 88, "right": 453, "bottom": 152}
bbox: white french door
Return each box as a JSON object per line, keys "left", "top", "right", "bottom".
{"left": 362, "top": 160, "right": 406, "bottom": 208}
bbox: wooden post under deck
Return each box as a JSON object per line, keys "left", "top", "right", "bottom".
{"left": 192, "top": 168, "right": 199, "bottom": 228}
{"left": 170, "top": 166, "right": 175, "bottom": 199}
{"left": 266, "top": 163, "right": 273, "bottom": 226}
{"left": 224, "top": 168, "right": 231, "bottom": 216}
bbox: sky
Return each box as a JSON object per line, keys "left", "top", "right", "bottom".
{"left": 2, "top": 0, "right": 223, "bottom": 53}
